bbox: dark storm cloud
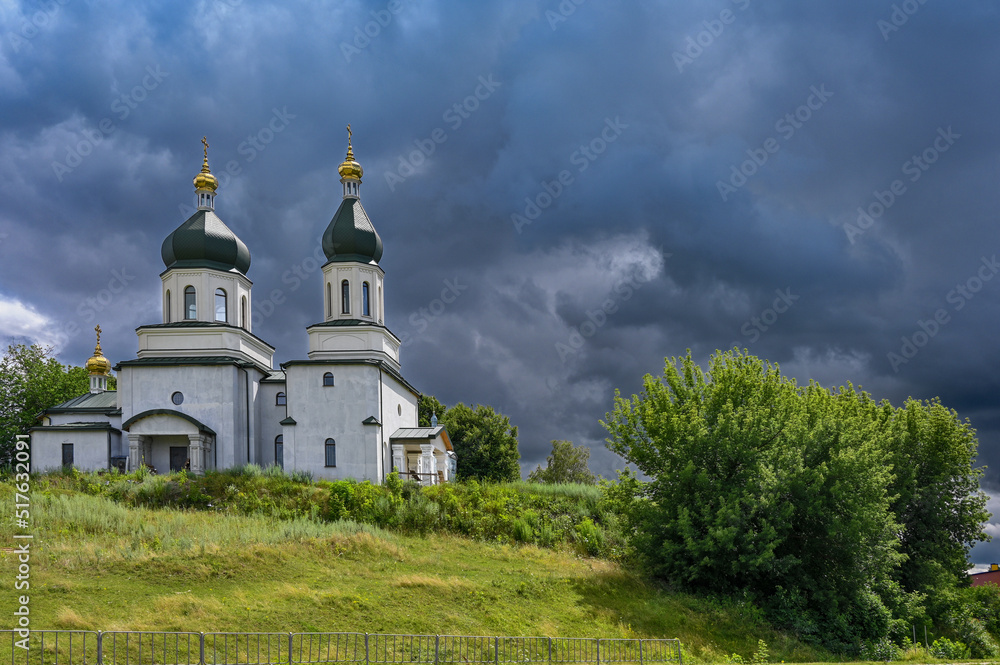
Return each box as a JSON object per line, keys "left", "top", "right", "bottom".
{"left": 2, "top": 0, "right": 1000, "bottom": 558}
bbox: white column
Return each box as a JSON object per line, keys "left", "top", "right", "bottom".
{"left": 128, "top": 433, "right": 143, "bottom": 471}
{"left": 391, "top": 444, "right": 405, "bottom": 475}
{"left": 420, "top": 444, "right": 436, "bottom": 485}
{"left": 188, "top": 434, "right": 203, "bottom": 474}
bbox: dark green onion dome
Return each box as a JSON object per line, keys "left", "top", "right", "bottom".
{"left": 322, "top": 198, "right": 383, "bottom": 264}
{"left": 161, "top": 209, "right": 252, "bottom": 274}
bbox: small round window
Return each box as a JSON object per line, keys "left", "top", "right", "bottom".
{"left": 171, "top": 391, "right": 184, "bottom": 405}
{"left": 397, "top": 404, "right": 402, "bottom": 416}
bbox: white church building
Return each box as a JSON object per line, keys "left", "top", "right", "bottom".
{"left": 30, "top": 134, "right": 456, "bottom": 484}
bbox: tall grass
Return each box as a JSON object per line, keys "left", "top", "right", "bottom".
{"left": 19, "top": 468, "right": 627, "bottom": 558}
{"left": 0, "top": 482, "right": 393, "bottom": 564}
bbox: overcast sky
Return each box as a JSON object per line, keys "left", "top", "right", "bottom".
{"left": 2, "top": 1, "right": 999, "bottom": 562}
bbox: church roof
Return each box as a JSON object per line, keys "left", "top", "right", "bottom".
{"left": 390, "top": 426, "right": 453, "bottom": 452}
{"left": 115, "top": 354, "right": 273, "bottom": 376}
{"left": 46, "top": 391, "right": 119, "bottom": 412}
{"left": 161, "top": 209, "right": 251, "bottom": 274}
{"left": 390, "top": 426, "right": 447, "bottom": 440}
{"left": 30, "top": 421, "right": 121, "bottom": 433}
{"left": 322, "top": 198, "right": 383, "bottom": 264}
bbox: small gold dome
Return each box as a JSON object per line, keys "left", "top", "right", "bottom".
{"left": 338, "top": 124, "right": 363, "bottom": 180}
{"left": 338, "top": 145, "right": 363, "bottom": 180}
{"left": 86, "top": 352, "right": 111, "bottom": 376}
{"left": 193, "top": 136, "right": 219, "bottom": 192}
{"left": 86, "top": 325, "right": 111, "bottom": 376}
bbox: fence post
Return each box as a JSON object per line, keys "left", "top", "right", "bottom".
{"left": 595, "top": 640, "right": 600, "bottom": 665}
{"left": 638, "top": 640, "right": 643, "bottom": 665}
{"left": 97, "top": 631, "right": 104, "bottom": 665}
{"left": 494, "top": 638, "right": 499, "bottom": 665}
{"left": 288, "top": 633, "right": 293, "bottom": 665}
{"left": 435, "top": 636, "right": 440, "bottom": 665}
{"left": 677, "top": 640, "right": 682, "bottom": 665}
{"left": 548, "top": 638, "right": 552, "bottom": 664}
{"left": 365, "top": 634, "right": 370, "bottom": 665}
{"left": 200, "top": 633, "right": 206, "bottom": 665}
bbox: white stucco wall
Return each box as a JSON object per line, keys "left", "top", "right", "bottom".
{"left": 31, "top": 429, "right": 116, "bottom": 472}
{"left": 283, "top": 363, "right": 396, "bottom": 481}
{"left": 256, "top": 379, "right": 287, "bottom": 467}
{"left": 119, "top": 363, "right": 261, "bottom": 468}
{"left": 380, "top": 373, "right": 419, "bottom": 478}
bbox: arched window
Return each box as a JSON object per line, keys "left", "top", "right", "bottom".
{"left": 184, "top": 286, "right": 196, "bottom": 320}
{"left": 378, "top": 286, "right": 383, "bottom": 322}
{"left": 323, "top": 372, "right": 334, "bottom": 387}
{"left": 165, "top": 290, "right": 171, "bottom": 323}
{"left": 326, "top": 282, "right": 332, "bottom": 319}
{"left": 341, "top": 280, "right": 350, "bottom": 314}
{"left": 325, "top": 438, "right": 336, "bottom": 467}
{"left": 215, "top": 288, "right": 227, "bottom": 322}
{"left": 241, "top": 296, "right": 247, "bottom": 329}
{"left": 362, "top": 282, "right": 370, "bottom": 317}
{"left": 275, "top": 391, "right": 286, "bottom": 406}
{"left": 275, "top": 435, "right": 284, "bottom": 469}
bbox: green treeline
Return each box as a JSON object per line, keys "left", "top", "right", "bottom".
{"left": 603, "top": 349, "right": 993, "bottom": 654}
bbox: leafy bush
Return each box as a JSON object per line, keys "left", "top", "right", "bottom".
{"left": 929, "top": 637, "right": 968, "bottom": 660}
{"left": 860, "top": 637, "right": 901, "bottom": 662}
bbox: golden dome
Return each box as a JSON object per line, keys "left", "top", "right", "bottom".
{"left": 86, "top": 325, "right": 111, "bottom": 376}
{"left": 338, "top": 125, "right": 363, "bottom": 180}
{"left": 193, "top": 136, "right": 219, "bottom": 192}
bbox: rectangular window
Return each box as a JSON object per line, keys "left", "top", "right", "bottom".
{"left": 62, "top": 443, "right": 74, "bottom": 467}
{"left": 275, "top": 442, "right": 284, "bottom": 469}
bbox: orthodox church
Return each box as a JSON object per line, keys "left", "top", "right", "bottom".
{"left": 29, "top": 133, "right": 456, "bottom": 484}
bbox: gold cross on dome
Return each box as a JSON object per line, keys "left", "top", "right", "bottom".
{"left": 347, "top": 124, "right": 352, "bottom": 147}
{"left": 202, "top": 136, "right": 209, "bottom": 160}
{"left": 95, "top": 324, "right": 102, "bottom": 347}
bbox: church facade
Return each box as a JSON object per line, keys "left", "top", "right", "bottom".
{"left": 29, "top": 135, "right": 455, "bottom": 484}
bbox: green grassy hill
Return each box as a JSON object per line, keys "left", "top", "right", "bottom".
{"left": 0, "top": 473, "right": 832, "bottom": 662}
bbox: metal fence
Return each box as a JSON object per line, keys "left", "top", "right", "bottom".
{"left": 2, "top": 631, "right": 681, "bottom": 665}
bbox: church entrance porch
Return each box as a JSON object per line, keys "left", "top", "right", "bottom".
{"left": 122, "top": 409, "right": 216, "bottom": 474}
{"left": 389, "top": 426, "right": 455, "bottom": 486}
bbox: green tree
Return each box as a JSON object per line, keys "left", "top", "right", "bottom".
{"left": 0, "top": 344, "right": 98, "bottom": 464}
{"left": 442, "top": 403, "right": 520, "bottom": 482}
{"left": 885, "top": 399, "right": 990, "bottom": 625}
{"left": 418, "top": 394, "right": 447, "bottom": 427}
{"left": 602, "top": 349, "right": 987, "bottom": 649}
{"left": 527, "top": 440, "right": 597, "bottom": 484}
